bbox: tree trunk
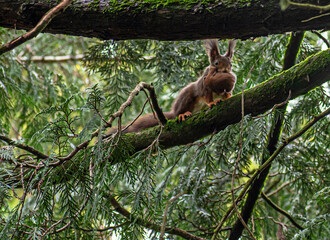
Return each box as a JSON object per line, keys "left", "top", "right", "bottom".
{"left": 0, "top": 0, "right": 329, "bottom": 40}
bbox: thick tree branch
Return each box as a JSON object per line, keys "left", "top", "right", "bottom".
{"left": 0, "top": 0, "right": 73, "bottom": 55}
{"left": 1, "top": 49, "right": 329, "bottom": 173}
{"left": 0, "top": 0, "right": 329, "bottom": 41}
{"left": 112, "top": 48, "right": 329, "bottom": 157}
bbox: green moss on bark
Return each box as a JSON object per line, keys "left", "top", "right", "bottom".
{"left": 109, "top": 49, "right": 329, "bottom": 156}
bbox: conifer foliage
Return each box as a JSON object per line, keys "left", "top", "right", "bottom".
{"left": 0, "top": 21, "right": 329, "bottom": 240}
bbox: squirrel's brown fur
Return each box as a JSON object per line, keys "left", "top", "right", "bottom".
{"left": 107, "top": 40, "right": 237, "bottom": 134}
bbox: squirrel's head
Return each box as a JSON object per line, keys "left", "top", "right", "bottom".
{"left": 203, "top": 39, "right": 236, "bottom": 73}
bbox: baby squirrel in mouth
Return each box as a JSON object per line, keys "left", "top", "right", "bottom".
{"left": 107, "top": 39, "right": 237, "bottom": 134}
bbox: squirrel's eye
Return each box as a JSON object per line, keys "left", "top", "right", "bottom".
{"left": 214, "top": 61, "right": 218, "bottom": 66}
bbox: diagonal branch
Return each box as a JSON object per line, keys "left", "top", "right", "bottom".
{"left": 109, "top": 197, "right": 205, "bottom": 240}
{"left": 228, "top": 31, "right": 305, "bottom": 240}
{"left": 0, "top": 0, "right": 73, "bottom": 55}
{"left": 2, "top": 49, "right": 329, "bottom": 173}
{"left": 0, "top": 135, "right": 48, "bottom": 159}
{"left": 112, "top": 48, "right": 330, "bottom": 157}
{"left": 261, "top": 192, "right": 304, "bottom": 230}
{"left": 213, "top": 106, "right": 330, "bottom": 240}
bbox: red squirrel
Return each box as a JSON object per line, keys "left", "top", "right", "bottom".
{"left": 108, "top": 40, "right": 236, "bottom": 134}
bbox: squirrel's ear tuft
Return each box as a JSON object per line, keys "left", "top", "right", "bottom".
{"left": 203, "top": 39, "right": 220, "bottom": 64}
{"left": 224, "top": 40, "right": 236, "bottom": 60}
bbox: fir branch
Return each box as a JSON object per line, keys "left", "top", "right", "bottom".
{"left": 160, "top": 192, "right": 185, "bottom": 240}
{"left": 261, "top": 192, "right": 304, "bottom": 230}
{"left": 0, "top": 0, "right": 73, "bottom": 55}
{"left": 0, "top": 135, "right": 48, "bottom": 160}
{"left": 215, "top": 106, "right": 329, "bottom": 240}
{"left": 228, "top": 31, "right": 305, "bottom": 240}
{"left": 110, "top": 197, "right": 206, "bottom": 240}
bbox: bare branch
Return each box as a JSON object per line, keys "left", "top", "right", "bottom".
{"left": 311, "top": 30, "right": 330, "bottom": 48}
{"left": 0, "top": 0, "right": 73, "bottom": 55}
{"left": 110, "top": 197, "right": 205, "bottom": 240}
{"left": 160, "top": 192, "right": 185, "bottom": 239}
{"left": 252, "top": 90, "right": 291, "bottom": 120}
{"left": 261, "top": 192, "right": 304, "bottom": 230}
{"left": 282, "top": 0, "right": 330, "bottom": 12}
{"left": 0, "top": 135, "right": 48, "bottom": 160}
{"left": 17, "top": 54, "right": 84, "bottom": 63}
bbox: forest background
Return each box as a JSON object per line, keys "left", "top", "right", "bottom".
{"left": 0, "top": 0, "right": 329, "bottom": 239}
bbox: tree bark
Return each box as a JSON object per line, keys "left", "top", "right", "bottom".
{"left": 0, "top": 0, "right": 329, "bottom": 41}
{"left": 112, "top": 48, "right": 330, "bottom": 157}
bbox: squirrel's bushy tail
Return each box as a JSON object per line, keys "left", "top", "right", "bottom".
{"left": 106, "top": 111, "right": 175, "bottom": 134}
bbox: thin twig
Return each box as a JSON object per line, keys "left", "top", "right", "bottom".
{"left": 252, "top": 90, "right": 291, "bottom": 119}
{"left": 78, "top": 222, "right": 128, "bottom": 232}
{"left": 0, "top": 0, "right": 73, "bottom": 55}
{"left": 11, "top": 166, "right": 35, "bottom": 239}
{"left": 143, "top": 84, "right": 167, "bottom": 125}
{"left": 286, "top": 1, "right": 330, "bottom": 12}
{"left": 160, "top": 192, "right": 185, "bottom": 239}
{"left": 254, "top": 216, "right": 295, "bottom": 229}
{"left": 230, "top": 71, "right": 256, "bottom": 240}
{"left": 311, "top": 30, "right": 330, "bottom": 48}
{"left": 266, "top": 180, "right": 295, "bottom": 197}
{"left": 109, "top": 197, "right": 205, "bottom": 240}
{"left": 302, "top": 12, "right": 330, "bottom": 23}
{"left": 0, "top": 135, "right": 49, "bottom": 160}
{"left": 17, "top": 54, "right": 84, "bottom": 63}
{"left": 261, "top": 192, "right": 304, "bottom": 230}
{"left": 213, "top": 53, "right": 262, "bottom": 240}
{"left": 106, "top": 82, "right": 166, "bottom": 128}
{"left": 120, "top": 98, "right": 150, "bottom": 134}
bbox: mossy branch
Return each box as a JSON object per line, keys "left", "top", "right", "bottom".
{"left": 0, "top": 0, "right": 329, "bottom": 40}
{"left": 112, "top": 48, "right": 330, "bottom": 157}
{"left": 0, "top": 0, "right": 73, "bottom": 55}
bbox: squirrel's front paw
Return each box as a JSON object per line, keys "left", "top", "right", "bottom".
{"left": 178, "top": 112, "right": 192, "bottom": 122}
{"left": 207, "top": 99, "right": 221, "bottom": 108}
